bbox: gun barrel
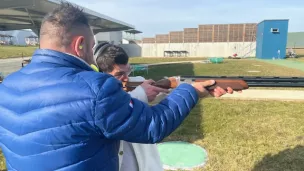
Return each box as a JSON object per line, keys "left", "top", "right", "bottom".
{"left": 180, "top": 76, "right": 304, "bottom": 83}
{"left": 125, "top": 76, "right": 304, "bottom": 92}
{"left": 247, "top": 82, "right": 304, "bottom": 87}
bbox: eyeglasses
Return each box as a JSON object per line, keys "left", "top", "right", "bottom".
{"left": 113, "top": 65, "right": 132, "bottom": 79}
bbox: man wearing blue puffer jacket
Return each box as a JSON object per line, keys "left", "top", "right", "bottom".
{"left": 0, "top": 2, "right": 235, "bottom": 171}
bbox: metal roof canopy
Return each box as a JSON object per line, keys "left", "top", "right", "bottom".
{"left": 0, "top": 0, "right": 136, "bottom": 35}
{"left": 125, "top": 29, "right": 142, "bottom": 34}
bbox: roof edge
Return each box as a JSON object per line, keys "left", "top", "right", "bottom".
{"left": 258, "top": 19, "right": 289, "bottom": 25}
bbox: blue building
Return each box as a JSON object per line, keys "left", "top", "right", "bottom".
{"left": 256, "top": 19, "right": 289, "bottom": 59}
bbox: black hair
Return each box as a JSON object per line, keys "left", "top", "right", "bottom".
{"left": 40, "top": 1, "right": 90, "bottom": 46}
{"left": 94, "top": 42, "right": 129, "bottom": 73}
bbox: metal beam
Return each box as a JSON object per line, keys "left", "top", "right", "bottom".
{"left": 0, "top": 16, "right": 32, "bottom": 24}
{"left": 0, "top": 24, "right": 36, "bottom": 31}
{"left": 14, "top": 8, "right": 46, "bottom": 16}
{"left": 25, "top": 8, "right": 37, "bottom": 28}
{"left": 0, "top": 15, "right": 42, "bottom": 19}
{"left": 0, "top": 23, "right": 33, "bottom": 26}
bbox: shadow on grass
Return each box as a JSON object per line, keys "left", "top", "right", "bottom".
{"left": 252, "top": 145, "right": 304, "bottom": 171}
{"left": 132, "top": 63, "right": 205, "bottom": 143}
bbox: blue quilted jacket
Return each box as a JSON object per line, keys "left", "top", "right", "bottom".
{"left": 0, "top": 49, "right": 199, "bottom": 171}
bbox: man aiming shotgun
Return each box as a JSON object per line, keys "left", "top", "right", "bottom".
{"left": 91, "top": 43, "right": 237, "bottom": 171}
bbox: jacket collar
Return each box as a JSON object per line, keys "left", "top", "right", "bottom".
{"left": 31, "top": 49, "right": 94, "bottom": 71}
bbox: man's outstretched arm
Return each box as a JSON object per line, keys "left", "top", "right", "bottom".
{"left": 94, "top": 77, "right": 228, "bottom": 143}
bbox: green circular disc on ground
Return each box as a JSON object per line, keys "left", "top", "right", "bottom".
{"left": 157, "top": 141, "right": 208, "bottom": 170}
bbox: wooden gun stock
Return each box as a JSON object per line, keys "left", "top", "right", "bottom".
{"left": 194, "top": 79, "right": 249, "bottom": 91}
{"left": 123, "top": 77, "right": 248, "bottom": 92}
{"left": 123, "top": 77, "right": 178, "bottom": 91}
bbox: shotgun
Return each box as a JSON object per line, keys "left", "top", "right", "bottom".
{"left": 123, "top": 76, "right": 304, "bottom": 92}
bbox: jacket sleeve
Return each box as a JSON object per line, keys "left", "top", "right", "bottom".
{"left": 94, "top": 76, "right": 199, "bottom": 144}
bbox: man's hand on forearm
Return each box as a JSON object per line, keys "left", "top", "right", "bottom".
{"left": 191, "top": 80, "right": 235, "bottom": 98}
{"left": 140, "top": 79, "right": 169, "bottom": 102}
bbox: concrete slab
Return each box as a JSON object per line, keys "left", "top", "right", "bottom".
{"left": 146, "top": 60, "right": 207, "bottom": 66}
{"left": 0, "top": 57, "right": 30, "bottom": 76}
{"left": 221, "top": 89, "right": 304, "bottom": 101}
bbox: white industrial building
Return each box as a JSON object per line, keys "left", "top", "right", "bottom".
{"left": 0, "top": 29, "right": 38, "bottom": 45}
{"left": 141, "top": 24, "right": 257, "bottom": 58}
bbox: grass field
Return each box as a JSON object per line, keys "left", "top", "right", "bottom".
{"left": 164, "top": 99, "right": 304, "bottom": 171}
{"left": 0, "top": 58, "right": 304, "bottom": 171}
{"left": 0, "top": 46, "right": 38, "bottom": 59}
{"left": 130, "top": 58, "right": 304, "bottom": 79}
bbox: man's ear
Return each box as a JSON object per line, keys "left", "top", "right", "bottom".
{"left": 74, "top": 36, "right": 85, "bottom": 57}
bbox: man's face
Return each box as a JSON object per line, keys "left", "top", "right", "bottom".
{"left": 108, "top": 64, "right": 132, "bottom": 82}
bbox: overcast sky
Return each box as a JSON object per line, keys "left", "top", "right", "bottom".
{"left": 70, "top": 0, "right": 304, "bottom": 37}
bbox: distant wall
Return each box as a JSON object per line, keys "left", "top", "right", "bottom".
{"left": 119, "top": 44, "right": 142, "bottom": 57}
{"left": 141, "top": 23, "right": 257, "bottom": 57}
{"left": 141, "top": 42, "right": 256, "bottom": 57}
